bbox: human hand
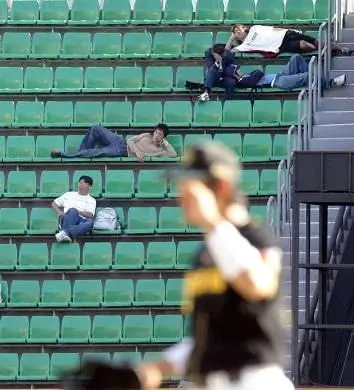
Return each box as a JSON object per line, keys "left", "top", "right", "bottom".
{"left": 135, "top": 362, "right": 163, "bottom": 390}
{"left": 135, "top": 151, "right": 145, "bottom": 162}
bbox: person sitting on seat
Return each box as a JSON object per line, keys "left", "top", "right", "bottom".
{"left": 50, "top": 124, "right": 177, "bottom": 161}
{"left": 51, "top": 175, "right": 96, "bottom": 243}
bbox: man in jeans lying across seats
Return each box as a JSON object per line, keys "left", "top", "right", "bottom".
{"left": 50, "top": 123, "right": 177, "bottom": 162}
{"left": 51, "top": 175, "right": 96, "bottom": 243}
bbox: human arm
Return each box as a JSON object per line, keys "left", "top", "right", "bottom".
{"left": 79, "top": 211, "right": 94, "bottom": 218}
{"left": 148, "top": 139, "right": 177, "bottom": 158}
{"left": 79, "top": 199, "right": 96, "bottom": 219}
{"left": 127, "top": 133, "right": 150, "bottom": 160}
{"left": 52, "top": 195, "right": 65, "bottom": 217}
{"left": 225, "top": 33, "right": 236, "bottom": 50}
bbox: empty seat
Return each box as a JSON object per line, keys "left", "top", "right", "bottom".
{"left": 19, "top": 353, "right": 49, "bottom": 380}
{"left": 9, "top": 280, "right": 40, "bottom": 307}
{"left": 176, "top": 241, "right": 201, "bottom": 269}
{"left": 121, "top": 32, "right": 152, "bottom": 59}
{"left": 5, "top": 171, "right": 36, "bottom": 197}
{"left": 153, "top": 314, "right": 183, "bottom": 342}
{"left": 104, "top": 170, "right": 134, "bottom": 198}
{"left": 50, "top": 243, "right": 80, "bottom": 270}
{"left": 113, "top": 67, "right": 142, "bottom": 92}
{"left": 0, "top": 316, "right": 28, "bottom": 342}
{"left": 132, "top": 0, "right": 161, "bottom": 24}
{"left": 0, "top": 353, "right": 18, "bottom": 380}
{"left": 5, "top": 135, "right": 35, "bottom": 161}
{"left": 143, "top": 66, "right": 173, "bottom": 92}
{"left": 255, "top": 0, "right": 284, "bottom": 22}
{"left": 193, "top": 0, "right": 224, "bottom": 24}
{"left": 28, "top": 208, "right": 58, "bottom": 235}
{"left": 100, "top": 0, "right": 131, "bottom": 24}
{"left": 252, "top": 100, "right": 281, "bottom": 127}
{"left": 91, "top": 33, "right": 122, "bottom": 58}
{"left": 165, "top": 278, "right": 183, "bottom": 305}
{"left": 40, "top": 280, "right": 71, "bottom": 307}
{"left": 163, "top": 0, "right": 193, "bottom": 24}
{"left": 0, "top": 101, "right": 14, "bottom": 126}
{"left": 146, "top": 241, "right": 176, "bottom": 269}
{"left": 39, "top": 0, "right": 69, "bottom": 24}
{"left": 0, "top": 0, "right": 7, "bottom": 24}
{"left": 71, "top": 280, "right": 102, "bottom": 307}
{"left": 157, "top": 207, "right": 186, "bottom": 233}
{"left": 152, "top": 32, "right": 182, "bottom": 58}
{"left": 0, "top": 244, "right": 17, "bottom": 270}
{"left": 122, "top": 315, "right": 153, "bottom": 343}
{"left": 60, "top": 316, "right": 91, "bottom": 343}
{"left": 50, "top": 353, "right": 80, "bottom": 380}
{"left": 249, "top": 205, "right": 267, "bottom": 223}
{"left": 222, "top": 100, "right": 252, "bottom": 127}
{"left": 314, "top": 0, "right": 328, "bottom": 20}
{"left": 113, "top": 352, "right": 142, "bottom": 364}
{"left": 242, "top": 133, "right": 272, "bottom": 162}
{"left": 9, "top": 0, "right": 39, "bottom": 24}
{"left": 213, "top": 133, "right": 242, "bottom": 158}
{"left": 136, "top": 170, "right": 166, "bottom": 198}
{"left": 0, "top": 208, "right": 27, "bottom": 234}
{"left": 225, "top": 0, "right": 255, "bottom": 23}
{"left": 113, "top": 242, "right": 144, "bottom": 269}
{"left": 284, "top": 0, "right": 314, "bottom": 23}
{"left": 61, "top": 33, "right": 91, "bottom": 58}
{"left": 29, "top": 316, "right": 59, "bottom": 343}
{"left": 0, "top": 67, "right": 23, "bottom": 93}
{"left": 90, "top": 315, "right": 122, "bottom": 343}
{"left": 53, "top": 67, "right": 83, "bottom": 93}
{"left": 30, "top": 32, "right": 61, "bottom": 59}
{"left": 184, "top": 134, "right": 212, "bottom": 150}
{"left": 103, "top": 279, "right": 134, "bottom": 307}
{"left": 23, "top": 67, "right": 53, "bottom": 93}
{"left": 240, "top": 170, "right": 259, "bottom": 195}
{"left": 73, "top": 101, "right": 103, "bottom": 127}
{"left": 164, "top": 101, "right": 192, "bottom": 127}
{"left": 17, "top": 243, "right": 48, "bottom": 270}
{"left": 72, "top": 169, "right": 102, "bottom": 196}
{"left": 133, "top": 101, "right": 162, "bottom": 127}
{"left": 174, "top": 66, "right": 203, "bottom": 91}
{"left": 272, "top": 134, "right": 287, "bottom": 160}
{"left": 69, "top": 0, "right": 99, "bottom": 25}
{"left": 259, "top": 169, "right": 278, "bottom": 195}
{"left": 38, "top": 170, "right": 69, "bottom": 197}
{"left": 0, "top": 32, "right": 31, "bottom": 59}
{"left": 81, "top": 242, "right": 112, "bottom": 270}
{"left": 103, "top": 101, "right": 133, "bottom": 126}
{"left": 193, "top": 101, "right": 222, "bottom": 127}
{"left": 135, "top": 279, "right": 165, "bottom": 306}
{"left": 81, "top": 353, "right": 111, "bottom": 365}
{"left": 14, "top": 101, "right": 44, "bottom": 127}
{"left": 83, "top": 67, "right": 113, "bottom": 92}
{"left": 182, "top": 32, "right": 212, "bottom": 58}
{"left": 282, "top": 100, "right": 298, "bottom": 125}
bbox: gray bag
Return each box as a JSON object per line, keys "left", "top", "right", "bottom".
{"left": 93, "top": 208, "right": 118, "bottom": 230}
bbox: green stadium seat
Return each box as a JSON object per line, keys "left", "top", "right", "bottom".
{"left": 264, "top": 64, "right": 283, "bottom": 74}
{"left": 153, "top": 314, "right": 183, "bottom": 342}
{"left": 53, "top": 67, "right": 83, "bottom": 93}
{"left": 9, "top": 0, "right": 39, "bottom": 24}
{"left": 222, "top": 100, "right": 252, "bottom": 127}
{"left": 23, "top": 67, "right": 53, "bottom": 93}
{"left": 90, "top": 315, "right": 122, "bottom": 343}
{"left": 113, "top": 352, "right": 142, "bottom": 364}
{"left": 69, "top": 0, "right": 99, "bottom": 25}
{"left": 135, "top": 279, "right": 165, "bottom": 306}
{"left": 60, "top": 315, "right": 91, "bottom": 343}
{"left": 103, "top": 279, "right": 134, "bottom": 307}
{"left": 65, "top": 135, "right": 83, "bottom": 154}
{"left": 71, "top": 280, "right": 102, "bottom": 307}
{"left": 40, "top": 280, "right": 71, "bottom": 307}
{"left": 0, "top": 316, "right": 28, "bottom": 342}
{"left": 282, "top": 100, "right": 298, "bottom": 126}
{"left": 176, "top": 241, "right": 201, "bottom": 269}
{"left": 4, "top": 135, "right": 34, "bottom": 161}
{"left": 252, "top": 100, "right": 281, "bottom": 127}
{"left": 104, "top": 170, "right": 134, "bottom": 198}
{"left": 249, "top": 205, "right": 267, "bottom": 223}
{"left": 259, "top": 169, "right": 278, "bottom": 195}
{"left": 193, "top": 101, "right": 222, "bottom": 127}
{"left": 0, "top": 67, "right": 23, "bottom": 93}
{"left": 0, "top": 208, "right": 27, "bottom": 234}
{"left": 91, "top": 33, "right": 122, "bottom": 59}
{"left": 214, "top": 31, "right": 230, "bottom": 44}
{"left": 184, "top": 315, "right": 192, "bottom": 336}
{"left": 100, "top": 0, "right": 131, "bottom": 24}
{"left": 0, "top": 137, "right": 4, "bottom": 161}
{"left": 0, "top": 32, "right": 31, "bottom": 59}
{"left": 112, "top": 67, "right": 142, "bottom": 92}
{"left": 103, "top": 101, "right": 132, "bottom": 127}
{"left": 133, "top": 101, "right": 162, "bottom": 127}
{"left": 28, "top": 208, "right": 58, "bottom": 235}
{"left": 81, "top": 353, "right": 111, "bottom": 365}
{"left": 9, "top": 280, "right": 40, "bottom": 307}
{"left": 0, "top": 101, "right": 14, "bottom": 127}
{"left": 314, "top": 0, "right": 328, "bottom": 20}
{"left": 240, "top": 170, "right": 259, "bottom": 195}
{"left": 30, "top": 32, "right": 61, "bottom": 59}
{"left": 49, "top": 243, "right": 80, "bottom": 270}
{"left": 163, "top": 101, "right": 192, "bottom": 127}
{"left": 61, "top": 32, "right": 91, "bottom": 59}
{"left": 174, "top": 66, "right": 203, "bottom": 91}
{"left": 39, "top": 0, "right": 69, "bottom": 25}
{"left": 17, "top": 243, "right": 48, "bottom": 270}
{"left": 73, "top": 101, "right": 103, "bottom": 127}
{"left": 136, "top": 170, "right": 166, "bottom": 198}
{"left": 182, "top": 32, "right": 213, "bottom": 58}
{"left": 193, "top": 0, "right": 224, "bottom": 24}
{"left": 166, "top": 135, "right": 183, "bottom": 158}
{"left": 284, "top": 0, "right": 314, "bottom": 23}
{"left": 213, "top": 133, "right": 242, "bottom": 158}
{"left": 121, "top": 32, "right": 152, "bottom": 59}
{"left": 14, "top": 101, "right": 44, "bottom": 127}
{"left": 19, "top": 353, "right": 49, "bottom": 380}
{"left": 0, "top": 171, "right": 3, "bottom": 195}
{"left": 126, "top": 207, "right": 156, "bottom": 234}
{"left": 49, "top": 353, "right": 80, "bottom": 380}
{"left": 0, "top": 353, "right": 18, "bottom": 380}
{"left": 38, "top": 170, "right": 69, "bottom": 197}
{"left": 0, "top": 280, "right": 8, "bottom": 306}
{"left": 242, "top": 133, "right": 272, "bottom": 162}
{"left": 145, "top": 241, "right": 176, "bottom": 269}
{"left": 122, "top": 315, "right": 153, "bottom": 343}
{"left": 143, "top": 352, "right": 161, "bottom": 362}
{"left": 5, "top": 171, "right": 36, "bottom": 197}
{"left": 272, "top": 134, "right": 287, "bottom": 160}
{"left": 81, "top": 242, "right": 112, "bottom": 270}
{"left": 184, "top": 134, "right": 212, "bottom": 150}
{"left": 0, "top": 0, "right": 7, "bottom": 24}
{"left": 29, "top": 316, "right": 59, "bottom": 343}
{"left": 0, "top": 244, "right": 17, "bottom": 270}
{"left": 255, "top": 0, "right": 284, "bottom": 23}
{"left": 73, "top": 169, "right": 102, "bottom": 196}
{"left": 156, "top": 207, "right": 186, "bottom": 233}
{"left": 83, "top": 67, "right": 113, "bottom": 93}
{"left": 143, "top": 66, "right": 173, "bottom": 92}
{"left": 152, "top": 32, "right": 182, "bottom": 58}
{"left": 113, "top": 242, "right": 144, "bottom": 269}
{"left": 132, "top": 0, "right": 161, "bottom": 24}
{"left": 163, "top": 0, "right": 193, "bottom": 24}
{"left": 165, "top": 278, "right": 183, "bottom": 305}
{"left": 225, "top": 0, "right": 255, "bottom": 23}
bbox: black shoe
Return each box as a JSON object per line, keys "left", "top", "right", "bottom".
{"left": 51, "top": 150, "right": 62, "bottom": 158}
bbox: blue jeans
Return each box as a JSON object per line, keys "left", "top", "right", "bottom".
{"left": 61, "top": 125, "right": 128, "bottom": 158}
{"left": 60, "top": 208, "right": 94, "bottom": 238}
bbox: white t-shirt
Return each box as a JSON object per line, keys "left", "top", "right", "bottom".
{"left": 54, "top": 191, "right": 96, "bottom": 216}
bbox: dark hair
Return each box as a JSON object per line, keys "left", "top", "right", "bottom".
{"left": 155, "top": 123, "right": 169, "bottom": 137}
{"left": 79, "top": 175, "right": 93, "bottom": 186}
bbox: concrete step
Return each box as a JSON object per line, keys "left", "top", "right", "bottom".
{"left": 282, "top": 266, "right": 320, "bottom": 280}
{"left": 324, "top": 84, "right": 354, "bottom": 98}
{"left": 332, "top": 56, "right": 354, "bottom": 70}
{"left": 298, "top": 206, "right": 339, "bottom": 220}
{"left": 314, "top": 110, "right": 354, "bottom": 125}
{"left": 283, "top": 251, "right": 319, "bottom": 264}
{"left": 281, "top": 236, "right": 329, "bottom": 251}
{"left": 332, "top": 69, "right": 354, "bottom": 83}
{"left": 313, "top": 123, "right": 354, "bottom": 138}
{"left": 282, "top": 280, "right": 317, "bottom": 296}
{"left": 344, "top": 14, "right": 354, "bottom": 28}
{"left": 340, "top": 28, "right": 354, "bottom": 42}
{"left": 309, "top": 137, "right": 354, "bottom": 150}
{"left": 318, "top": 96, "right": 354, "bottom": 110}
{"left": 281, "top": 221, "right": 335, "bottom": 236}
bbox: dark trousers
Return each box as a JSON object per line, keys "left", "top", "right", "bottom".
{"left": 60, "top": 208, "right": 94, "bottom": 238}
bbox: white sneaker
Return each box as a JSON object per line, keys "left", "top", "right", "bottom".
{"left": 55, "top": 230, "right": 72, "bottom": 243}
{"left": 333, "top": 74, "right": 346, "bottom": 87}
{"left": 198, "top": 91, "right": 210, "bottom": 102}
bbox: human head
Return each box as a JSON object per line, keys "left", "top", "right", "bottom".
{"left": 152, "top": 123, "right": 169, "bottom": 144}
{"left": 78, "top": 175, "right": 93, "bottom": 195}
{"left": 232, "top": 24, "right": 248, "bottom": 42}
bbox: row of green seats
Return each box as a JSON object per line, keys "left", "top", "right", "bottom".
{"left": 3, "top": 0, "right": 327, "bottom": 26}
{"left": 0, "top": 100, "right": 297, "bottom": 128}
{"left": 0, "top": 31, "right": 318, "bottom": 60}
{"left": 0, "top": 65, "right": 302, "bottom": 94}
{"left": 0, "top": 314, "right": 187, "bottom": 344}
{"left": 0, "top": 240, "right": 199, "bottom": 270}
{"left": 1, "top": 279, "right": 183, "bottom": 307}
{"left": 0, "top": 203, "right": 271, "bottom": 235}
{"left": 0, "top": 351, "right": 170, "bottom": 381}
